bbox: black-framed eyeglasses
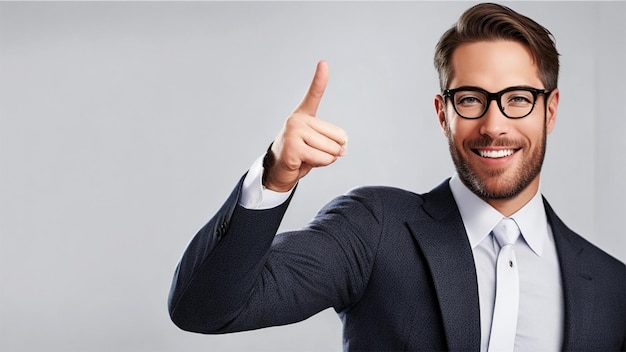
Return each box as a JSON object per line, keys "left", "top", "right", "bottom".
{"left": 442, "top": 86, "right": 553, "bottom": 119}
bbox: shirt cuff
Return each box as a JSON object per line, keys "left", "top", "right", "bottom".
{"left": 240, "top": 154, "right": 294, "bottom": 209}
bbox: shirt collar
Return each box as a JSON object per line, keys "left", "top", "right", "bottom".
{"left": 449, "top": 174, "right": 548, "bottom": 256}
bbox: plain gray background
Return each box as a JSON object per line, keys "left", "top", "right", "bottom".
{"left": 1, "top": 1, "right": 624, "bottom": 351}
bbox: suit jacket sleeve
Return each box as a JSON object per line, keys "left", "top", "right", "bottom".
{"left": 168, "top": 175, "right": 384, "bottom": 334}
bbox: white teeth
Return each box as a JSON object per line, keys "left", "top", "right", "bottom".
{"left": 478, "top": 149, "right": 515, "bottom": 158}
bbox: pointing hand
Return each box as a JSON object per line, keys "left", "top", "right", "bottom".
{"left": 263, "top": 61, "right": 348, "bottom": 192}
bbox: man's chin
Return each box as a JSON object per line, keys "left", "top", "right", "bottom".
{"left": 460, "top": 171, "right": 523, "bottom": 200}
{"left": 475, "top": 186, "right": 522, "bottom": 200}
{"left": 466, "top": 170, "right": 542, "bottom": 200}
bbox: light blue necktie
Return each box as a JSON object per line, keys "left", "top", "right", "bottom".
{"left": 488, "top": 218, "right": 521, "bottom": 352}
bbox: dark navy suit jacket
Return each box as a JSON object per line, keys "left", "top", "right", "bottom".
{"left": 169, "top": 177, "right": 626, "bottom": 351}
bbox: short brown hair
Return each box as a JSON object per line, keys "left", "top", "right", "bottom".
{"left": 434, "top": 3, "right": 559, "bottom": 91}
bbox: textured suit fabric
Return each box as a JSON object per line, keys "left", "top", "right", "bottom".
{"left": 168, "top": 176, "right": 626, "bottom": 351}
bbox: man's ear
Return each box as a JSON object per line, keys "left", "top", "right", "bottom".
{"left": 546, "top": 88, "right": 559, "bottom": 134}
{"left": 435, "top": 94, "right": 449, "bottom": 137}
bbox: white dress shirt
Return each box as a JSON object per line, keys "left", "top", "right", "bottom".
{"left": 240, "top": 156, "right": 564, "bottom": 351}
{"left": 240, "top": 155, "right": 293, "bottom": 209}
{"left": 449, "top": 174, "right": 564, "bottom": 351}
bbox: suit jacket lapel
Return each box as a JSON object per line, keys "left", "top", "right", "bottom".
{"left": 407, "top": 180, "right": 481, "bottom": 351}
{"left": 404, "top": 183, "right": 595, "bottom": 351}
{"left": 544, "top": 199, "right": 594, "bottom": 351}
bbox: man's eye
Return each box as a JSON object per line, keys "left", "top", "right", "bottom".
{"left": 506, "top": 93, "right": 533, "bottom": 105}
{"left": 457, "top": 95, "right": 483, "bottom": 106}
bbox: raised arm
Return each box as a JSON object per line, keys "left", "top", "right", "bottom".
{"left": 168, "top": 62, "right": 371, "bottom": 334}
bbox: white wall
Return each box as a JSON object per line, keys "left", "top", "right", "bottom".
{"left": 1, "top": 2, "right": 624, "bottom": 351}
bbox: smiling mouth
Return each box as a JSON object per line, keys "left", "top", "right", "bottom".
{"left": 473, "top": 149, "right": 520, "bottom": 158}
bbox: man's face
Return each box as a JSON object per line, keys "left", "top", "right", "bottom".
{"left": 435, "top": 41, "right": 559, "bottom": 204}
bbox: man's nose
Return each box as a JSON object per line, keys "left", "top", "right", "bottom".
{"left": 479, "top": 100, "right": 510, "bottom": 139}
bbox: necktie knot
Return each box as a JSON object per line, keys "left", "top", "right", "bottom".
{"left": 493, "top": 217, "right": 520, "bottom": 248}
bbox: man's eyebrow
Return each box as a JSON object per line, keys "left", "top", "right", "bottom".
{"left": 448, "top": 85, "right": 543, "bottom": 92}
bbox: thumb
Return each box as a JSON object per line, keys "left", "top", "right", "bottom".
{"left": 296, "top": 60, "right": 329, "bottom": 117}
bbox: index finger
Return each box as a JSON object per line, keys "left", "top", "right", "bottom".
{"left": 296, "top": 60, "right": 329, "bottom": 117}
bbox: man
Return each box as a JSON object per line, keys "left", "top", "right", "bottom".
{"left": 168, "top": 3, "right": 625, "bottom": 351}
